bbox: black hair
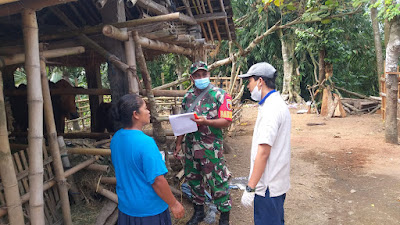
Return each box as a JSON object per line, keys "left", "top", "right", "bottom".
{"left": 252, "top": 71, "right": 278, "bottom": 89}
{"left": 111, "top": 94, "right": 144, "bottom": 128}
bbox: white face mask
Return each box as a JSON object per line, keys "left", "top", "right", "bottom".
{"left": 250, "top": 80, "right": 262, "bottom": 101}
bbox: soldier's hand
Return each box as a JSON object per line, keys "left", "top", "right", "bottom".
{"left": 174, "top": 143, "right": 182, "bottom": 159}
{"left": 170, "top": 200, "right": 185, "bottom": 219}
{"left": 191, "top": 116, "right": 208, "bottom": 126}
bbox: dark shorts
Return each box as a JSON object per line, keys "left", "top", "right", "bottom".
{"left": 118, "top": 208, "right": 172, "bottom": 225}
{"left": 254, "top": 188, "right": 286, "bottom": 225}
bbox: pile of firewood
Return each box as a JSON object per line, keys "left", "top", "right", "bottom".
{"left": 341, "top": 98, "right": 381, "bottom": 115}
{"left": 319, "top": 87, "right": 381, "bottom": 117}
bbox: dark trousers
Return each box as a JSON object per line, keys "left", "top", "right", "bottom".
{"left": 254, "top": 188, "right": 286, "bottom": 225}
{"left": 118, "top": 208, "right": 172, "bottom": 225}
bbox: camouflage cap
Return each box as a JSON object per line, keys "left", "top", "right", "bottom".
{"left": 190, "top": 61, "right": 208, "bottom": 75}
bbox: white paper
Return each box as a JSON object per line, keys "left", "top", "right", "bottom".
{"left": 169, "top": 112, "right": 198, "bottom": 136}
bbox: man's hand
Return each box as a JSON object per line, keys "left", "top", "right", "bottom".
{"left": 170, "top": 200, "right": 185, "bottom": 219}
{"left": 173, "top": 143, "right": 182, "bottom": 159}
{"left": 241, "top": 190, "right": 255, "bottom": 208}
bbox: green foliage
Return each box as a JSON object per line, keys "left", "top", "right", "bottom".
{"left": 144, "top": 54, "right": 191, "bottom": 88}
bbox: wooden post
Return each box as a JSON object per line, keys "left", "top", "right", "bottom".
{"left": 40, "top": 57, "right": 72, "bottom": 224}
{"left": 133, "top": 31, "right": 171, "bottom": 171}
{"left": 85, "top": 61, "right": 103, "bottom": 132}
{"left": 0, "top": 73, "right": 24, "bottom": 224}
{"left": 22, "top": 9, "right": 44, "bottom": 225}
{"left": 124, "top": 32, "right": 140, "bottom": 94}
{"left": 99, "top": 0, "right": 130, "bottom": 102}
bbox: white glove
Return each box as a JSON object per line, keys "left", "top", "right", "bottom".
{"left": 241, "top": 190, "right": 255, "bottom": 208}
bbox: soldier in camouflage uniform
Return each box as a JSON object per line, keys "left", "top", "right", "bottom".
{"left": 174, "top": 61, "right": 233, "bottom": 225}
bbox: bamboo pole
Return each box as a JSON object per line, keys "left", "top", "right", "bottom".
{"left": 100, "top": 177, "right": 117, "bottom": 185}
{"left": 86, "top": 164, "right": 110, "bottom": 173}
{"left": 136, "top": 0, "right": 168, "bottom": 15}
{"left": 0, "top": 46, "right": 85, "bottom": 67}
{"left": 49, "top": 7, "right": 135, "bottom": 75}
{"left": 11, "top": 130, "right": 175, "bottom": 140}
{"left": 103, "top": 25, "right": 195, "bottom": 56}
{"left": 136, "top": 35, "right": 194, "bottom": 56}
{"left": 68, "top": 148, "right": 111, "bottom": 156}
{"left": 22, "top": 9, "right": 44, "bottom": 225}
{"left": 5, "top": 87, "right": 186, "bottom": 97}
{"left": 0, "top": 0, "right": 77, "bottom": 17}
{"left": 0, "top": 72, "right": 24, "bottom": 224}
{"left": 103, "top": 25, "right": 129, "bottom": 41}
{"left": 153, "top": 77, "right": 189, "bottom": 90}
{"left": 40, "top": 12, "right": 196, "bottom": 41}
{"left": 40, "top": 56, "right": 72, "bottom": 224}
{"left": 0, "top": 157, "right": 98, "bottom": 218}
{"left": 96, "top": 185, "right": 118, "bottom": 204}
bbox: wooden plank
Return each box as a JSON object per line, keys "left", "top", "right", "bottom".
{"left": 320, "top": 88, "right": 331, "bottom": 117}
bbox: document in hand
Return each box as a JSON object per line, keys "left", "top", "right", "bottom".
{"left": 169, "top": 112, "right": 198, "bottom": 136}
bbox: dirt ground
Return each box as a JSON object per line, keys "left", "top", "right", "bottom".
{"left": 172, "top": 104, "right": 400, "bottom": 225}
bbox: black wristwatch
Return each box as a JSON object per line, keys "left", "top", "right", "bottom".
{"left": 246, "top": 185, "right": 255, "bottom": 193}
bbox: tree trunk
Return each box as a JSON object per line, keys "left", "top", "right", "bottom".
{"left": 318, "top": 48, "right": 326, "bottom": 86}
{"left": 384, "top": 16, "right": 400, "bottom": 144}
{"left": 0, "top": 72, "right": 24, "bottom": 225}
{"left": 370, "top": 0, "right": 384, "bottom": 91}
{"left": 100, "top": 0, "right": 129, "bottom": 102}
{"left": 133, "top": 31, "right": 171, "bottom": 172}
{"left": 22, "top": 9, "right": 44, "bottom": 225}
{"left": 279, "top": 29, "right": 303, "bottom": 103}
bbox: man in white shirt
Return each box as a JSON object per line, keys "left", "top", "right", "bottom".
{"left": 239, "top": 62, "right": 291, "bottom": 225}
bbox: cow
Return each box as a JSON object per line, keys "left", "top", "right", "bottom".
{"left": 94, "top": 102, "right": 116, "bottom": 133}
{"left": 94, "top": 100, "right": 152, "bottom": 133}
{"left": 10, "top": 79, "right": 79, "bottom": 134}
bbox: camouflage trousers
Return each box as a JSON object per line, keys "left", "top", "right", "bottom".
{"left": 184, "top": 149, "right": 232, "bottom": 212}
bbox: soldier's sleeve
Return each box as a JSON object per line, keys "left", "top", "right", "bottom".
{"left": 182, "top": 93, "right": 188, "bottom": 112}
{"left": 218, "top": 93, "right": 233, "bottom": 121}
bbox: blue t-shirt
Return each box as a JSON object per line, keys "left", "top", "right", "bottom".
{"left": 110, "top": 129, "right": 168, "bottom": 217}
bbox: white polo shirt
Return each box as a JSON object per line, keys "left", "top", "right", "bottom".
{"left": 249, "top": 91, "right": 291, "bottom": 197}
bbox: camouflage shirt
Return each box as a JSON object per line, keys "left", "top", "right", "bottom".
{"left": 182, "top": 85, "right": 232, "bottom": 159}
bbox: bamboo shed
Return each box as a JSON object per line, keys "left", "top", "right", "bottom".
{"left": 0, "top": 0, "right": 236, "bottom": 224}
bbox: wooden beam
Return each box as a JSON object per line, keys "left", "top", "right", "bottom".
{"left": 0, "top": 0, "right": 77, "bottom": 17}
{"left": 0, "top": 46, "right": 85, "bottom": 67}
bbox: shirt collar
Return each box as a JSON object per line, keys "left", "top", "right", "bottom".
{"left": 259, "top": 89, "right": 276, "bottom": 105}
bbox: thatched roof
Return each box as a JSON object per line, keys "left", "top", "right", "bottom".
{"left": 0, "top": 0, "right": 236, "bottom": 59}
